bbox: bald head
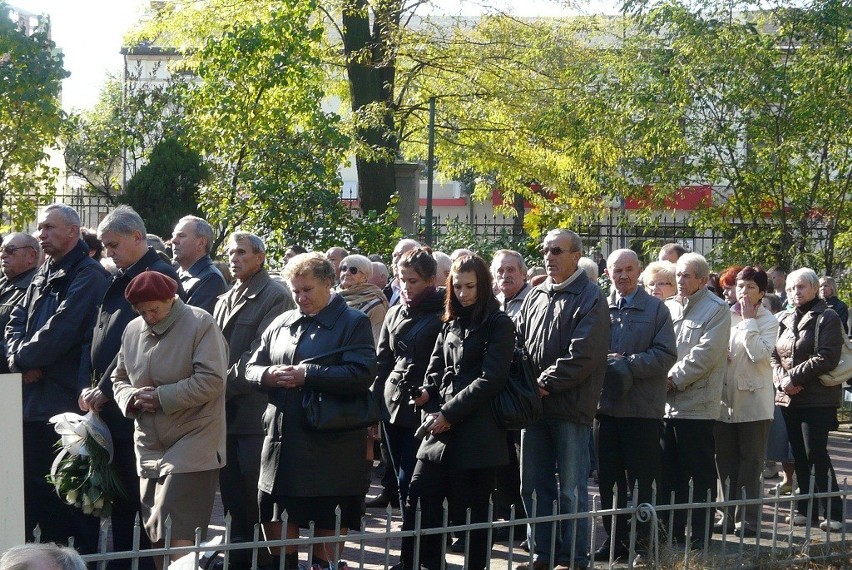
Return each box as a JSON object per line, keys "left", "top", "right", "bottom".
{"left": 607, "top": 249, "right": 642, "bottom": 297}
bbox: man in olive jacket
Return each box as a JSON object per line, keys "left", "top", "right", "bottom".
{"left": 6, "top": 204, "right": 110, "bottom": 553}
{"left": 595, "top": 249, "right": 677, "bottom": 562}
{"left": 214, "top": 232, "right": 293, "bottom": 566}
{"left": 517, "top": 229, "right": 610, "bottom": 570}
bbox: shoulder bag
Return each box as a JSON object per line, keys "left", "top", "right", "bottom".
{"left": 300, "top": 344, "right": 382, "bottom": 431}
{"left": 813, "top": 313, "right": 852, "bottom": 387}
{"left": 489, "top": 313, "right": 542, "bottom": 430}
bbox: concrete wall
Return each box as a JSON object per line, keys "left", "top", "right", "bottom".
{"left": 0, "top": 374, "right": 25, "bottom": 549}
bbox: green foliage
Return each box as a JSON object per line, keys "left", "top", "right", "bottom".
{"left": 63, "top": 70, "right": 181, "bottom": 205}
{"left": 434, "top": 218, "right": 535, "bottom": 262}
{"left": 0, "top": 3, "right": 67, "bottom": 229}
{"left": 121, "top": 137, "right": 207, "bottom": 238}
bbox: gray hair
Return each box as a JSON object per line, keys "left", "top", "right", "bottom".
{"left": 677, "top": 252, "right": 710, "bottom": 279}
{"left": 545, "top": 228, "right": 582, "bottom": 253}
{"left": 491, "top": 249, "right": 528, "bottom": 276}
{"left": 394, "top": 238, "right": 421, "bottom": 253}
{"left": 819, "top": 276, "right": 838, "bottom": 290}
{"left": 341, "top": 254, "right": 373, "bottom": 279}
{"left": 371, "top": 261, "right": 389, "bottom": 280}
{"left": 432, "top": 251, "right": 451, "bottom": 276}
{"left": 146, "top": 234, "right": 166, "bottom": 253}
{"left": 577, "top": 257, "right": 599, "bottom": 281}
{"left": 43, "top": 203, "right": 81, "bottom": 228}
{"left": 5, "top": 232, "right": 41, "bottom": 257}
{"left": 0, "top": 543, "right": 86, "bottom": 570}
{"left": 178, "top": 215, "right": 214, "bottom": 255}
{"left": 326, "top": 246, "right": 349, "bottom": 259}
{"left": 787, "top": 268, "right": 820, "bottom": 290}
{"left": 607, "top": 248, "right": 641, "bottom": 269}
{"left": 229, "top": 231, "right": 265, "bottom": 254}
{"left": 98, "top": 205, "right": 146, "bottom": 238}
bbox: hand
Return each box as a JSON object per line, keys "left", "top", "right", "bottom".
{"left": 367, "top": 423, "right": 381, "bottom": 440}
{"left": 784, "top": 383, "right": 803, "bottom": 395}
{"left": 413, "top": 390, "right": 430, "bottom": 407}
{"left": 429, "top": 412, "right": 451, "bottom": 435}
{"left": 22, "top": 369, "right": 43, "bottom": 384}
{"left": 132, "top": 386, "right": 160, "bottom": 413}
{"left": 538, "top": 384, "right": 550, "bottom": 397}
{"left": 270, "top": 365, "right": 305, "bottom": 388}
{"left": 79, "top": 387, "right": 108, "bottom": 412}
{"left": 740, "top": 296, "right": 758, "bottom": 319}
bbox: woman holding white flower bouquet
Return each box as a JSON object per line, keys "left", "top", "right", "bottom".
{"left": 112, "top": 271, "right": 228, "bottom": 568}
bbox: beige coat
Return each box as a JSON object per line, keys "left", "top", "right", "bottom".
{"left": 113, "top": 298, "right": 228, "bottom": 479}
{"left": 718, "top": 306, "right": 778, "bottom": 423}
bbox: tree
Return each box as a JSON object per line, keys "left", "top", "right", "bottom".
{"left": 121, "top": 137, "right": 207, "bottom": 238}
{"left": 63, "top": 69, "right": 180, "bottom": 205}
{"left": 0, "top": 2, "right": 67, "bottom": 228}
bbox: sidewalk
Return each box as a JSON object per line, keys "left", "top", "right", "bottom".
{"left": 206, "top": 427, "right": 852, "bottom": 569}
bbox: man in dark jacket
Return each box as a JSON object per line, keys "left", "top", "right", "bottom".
{"left": 78, "top": 205, "right": 180, "bottom": 567}
{"left": 172, "top": 215, "right": 227, "bottom": 313}
{"left": 6, "top": 203, "right": 110, "bottom": 552}
{"left": 0, "top": 233, "right": 40, "bottom": 371}
{"left": 516, "top": 229, "right": 610, "bottom": 570}
{"left": 594, "top": 249, "right": 677, "bottom": 562}
{"left": 213, "top": 232, "right": 293, "bottom": 568}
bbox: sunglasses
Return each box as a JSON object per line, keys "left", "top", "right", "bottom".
{"left": 340, "top": 265, "right": 359, "bottom": 275}
{"left": 540, "top": 246, "right": 571, "bottom": 256}
{"left": 1, "top": 245, "right": 34, "bottom": 255}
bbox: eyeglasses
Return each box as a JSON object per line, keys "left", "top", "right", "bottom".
{"left": 340, "top": 265, "right": 359, "bottom": 275}
{"left": 650, "top": 281, "right": 673, "bottom": 288}
{"left": 1, "top": 245, "right": 34, "bottom": 255}
{"left": 540, "top": 246, "right": 572, "bottom": 256}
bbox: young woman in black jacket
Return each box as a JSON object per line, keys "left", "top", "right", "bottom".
{"left": 397, "top": 254, "right": 515, "bottom": 570}
{"left": 373, "top": 248, "right": 445, "bottom": 512}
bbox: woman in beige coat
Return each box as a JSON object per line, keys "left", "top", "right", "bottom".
{"left": 113, "top": 271, "right": 228, "bottom": 568}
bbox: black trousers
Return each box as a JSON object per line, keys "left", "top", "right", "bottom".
{"left": 24, "top": 421, "right": 100, "bottom": 554}
{"left": 659, "top": 418, "right": 716, "bottom": 548}
{"left": 782, "top": 406, "right": 843, "bottom": 521}
{"left": 493, "top": 430, "right": 525, "bottom": 521}
{"left": 401, "top": 460, "right": 496, "bottom": 570}
{"left": 595, "top": 415, "right": 661, "bottom": 551}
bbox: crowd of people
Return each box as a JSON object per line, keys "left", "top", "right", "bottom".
{"left": 1, "top": 203, "right": 849, "bottom": 570}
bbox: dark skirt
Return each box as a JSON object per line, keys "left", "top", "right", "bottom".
{"left": 259, "top": 492, "right": 362, "bottom": 530}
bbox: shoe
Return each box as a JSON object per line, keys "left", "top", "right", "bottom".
{"left": 515, "top": 561, "right": 549, "bottom": 570}
{"left": 713, "top": 519, "right": 735, "bottom": 533}
{"left": 519, "top": 539, "right": 530, "bottom": 552}
{"left": 450, "top": 536, "right": 466, "bottom": 553}
{"left": 775, "top": 483, "right": 793, "bottom": 495}
{"left": 820, "top": 519, "right": 843, "bottom": 531}
{"left": 592, "top": 544, "right": 628, "bottom": 562}
{"left": 364, "top": 492, "right": 400, "bottom": 508}
{"left": 632, "top": 554, "right": 646, "bottom": 567}
{"left": 735, "top": 524, "right": 757, "bottom": 537}
{"left": 786, "top": 514, "right": 808, "bottom": 526}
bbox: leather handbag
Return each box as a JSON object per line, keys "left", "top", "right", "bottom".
{"left": 492, "top": 331, "right": 542, "bottom": 430}
{"left": 813, "top": 313, "right": 852, "bottom": 387}
{"left": 299, "top": 344, "right": 382, "bottom": 431}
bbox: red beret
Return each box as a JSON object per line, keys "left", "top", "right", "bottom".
{"left": 125, "top": 270, "right": 178, "bottom": 305}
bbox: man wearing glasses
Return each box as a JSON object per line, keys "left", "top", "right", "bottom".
{"left": 0, "top": 233, "right": 40, "bottom": 371}
{"left": 516, "top": 229, "right": 610, "bottom": 570}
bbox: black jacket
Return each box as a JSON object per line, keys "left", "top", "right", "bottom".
{"left": 6, "top": 239, "right": 110, "bottom": 421}
{"left": 0, "top": 267, "right": 37, "bottom": 372}
{"left": 418, "top": 300, "right": 514, "bottom": 470}
{"left": 92, "top": 248, "right": 181, "bottom": 440}
{"left": 246, "top": 294, "right": 377, "bottom": 496}
{"left": 179, "top": 255, "right": 228, "bottom": 314}
{"left": 374, "top": 288, "right": 444, "bottom": 429}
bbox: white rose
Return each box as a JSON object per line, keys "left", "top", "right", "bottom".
{"left": 66, "top": 489, "right": 78, "bottom": 504}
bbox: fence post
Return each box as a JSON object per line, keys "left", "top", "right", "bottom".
{"left": 0, "top": 373, "right": 24, "bottom": 550}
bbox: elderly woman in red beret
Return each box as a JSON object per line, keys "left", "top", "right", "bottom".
{"left": 112, "top": 271, "right": 228, "bottom": 569}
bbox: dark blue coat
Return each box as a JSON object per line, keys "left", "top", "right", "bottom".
{"left": 179, "top": 255, "right": 227, "bottom": 314}
{"left": 6, "top": 239, "right": 110, "bottom": 422}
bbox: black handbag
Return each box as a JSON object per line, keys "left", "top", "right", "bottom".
{"left": 300, "top": 344, "right": 381, "bottom": 432}
{"left": 492, "top": 330, "right": 543, "bottom": 430}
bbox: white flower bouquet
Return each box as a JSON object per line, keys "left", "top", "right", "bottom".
{"left": 47, "top": 411, "right": 127, "bottom": 517}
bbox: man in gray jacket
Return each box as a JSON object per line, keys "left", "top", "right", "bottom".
{"left": 214, "top": 232, "right": 293, "bottom": 568}
{"left": 595, "top": 249, "right": 677, "bottom": 562}
{"left": 516, "top": 229, "right": 610, "bottom": 570}
{"left": 663, "top": 252, "right": 730, "bottom": 549}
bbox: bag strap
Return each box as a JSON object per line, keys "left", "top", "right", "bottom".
{"left": 300, "top": 344, "right": 375, "bottom": 364}
{"left": 395, "top": 314, "right": 434, "bottom": 356}
{"left": 814, "top": 313, "right": 822, "bottom": 351}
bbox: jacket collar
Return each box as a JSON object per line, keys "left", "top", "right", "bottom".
{"left": 608, "top": 285, "right": 647, "bottom": 309}
{"left": 781, "top": 298, "right": 828, "bottom": 329}
{"left": 150, "top": 297, "right": 188, "bottom": 336}
{"left": 120, "top": 248, "right": 165, "bottom": 282}
{"left": 281, "top": 293, "right": 347, "bottom": 329}
{"left": 534, "top": 269, "right": 590, "bottom": 297}
{"left": 5, "top": 267, "right": 37, "bottom": 291}
{"left": 39, "top": 239, "right": 90, "bottom": 283}
{"left": 180, "top": 255, "right": 214, "bottom": 279}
